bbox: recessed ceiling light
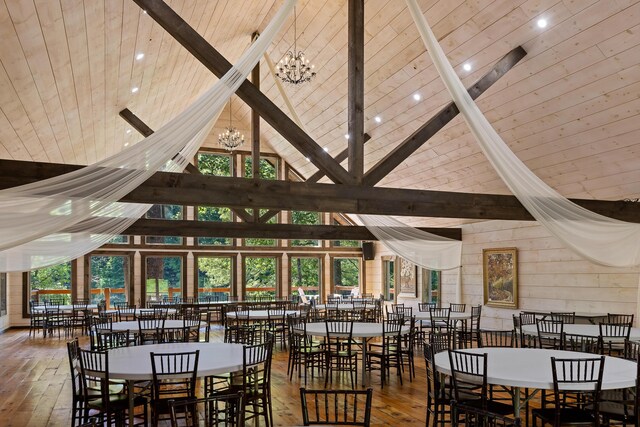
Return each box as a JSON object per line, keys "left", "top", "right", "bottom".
{"left": 537, "top": 18, "right": 547, "bottom": 28}
{"left": 344, "top": 133, "right": 350, "bottom": 139}
{"left": 413, "top": 93, "right": 421, "bottom": 101}
{"left": 126, "top": 129, "right": 132, "bottom": 134}
{"left": 374, "top": 116, "right": 382, "bottom": 123}
{"left": 142, "top": 10, "right": 147, "bottom": 14}
{"left": 131, "top": 87, "right": 139, "bottom": 93}
{"left": 305, "top": 157, "right": 310, "bottom": 162}
{"left": 124, "top": 142, "right": 130, "bottom": 147}
{"left": 136, "top": 53, "right": 145, "bottom": 61}
{"left": 323, "top": 147, "right": 329, "bottom": 152}
{"left": 463, "top": 63, "right": 472, "bottom": 72}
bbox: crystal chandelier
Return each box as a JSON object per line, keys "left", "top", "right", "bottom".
{"left": 218, "top": 97, "right": 244, "bottom": 151}
{"left": 276, "top": 6, "right": 316, "bottom": 85}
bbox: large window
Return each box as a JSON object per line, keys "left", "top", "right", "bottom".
{"left": 88, "top": 255, "right": 130, "bottom": 307}
{"left": 245, "top": 209, "right": 277, "bottom": 247}
{"left": 143, "top": 255, "right": 184, "bottom": 303}
{"left": 244, "top": 256, "right": 279, "bottom": 300}
{"left": 290, "top": 256, "right": 322, "bottom": 297}
{"left": 145, "top": 204, "right": 183, "bottom": 245}
{"left": 332, "top": 257, "right": 360, "bottom": 297}
{"left": 0, "top": 273, "right": 6, "bottom": 316}
{"left": 422, "top": 269, "right": 441, "bottom": 305}
{"left": 29, "top": 262, "right": 73, "bottom": 304}
{"left": 291, "top": 211, "right": 321, "bottom": 247}
{"left": 197, "top": 152, "right": 233, "bottom": 246}
{"left": 382, "top": 257, "right": 395, "bottom": 301}
{"left": 196, "top": 255, "right": 234, "bottom": 301}
{"left": 244, "top": 156, "right": 278, "bottom": 246}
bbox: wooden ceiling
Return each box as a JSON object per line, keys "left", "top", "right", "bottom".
{"left": 1, "top": 0, "right": 639, "bottom": 227}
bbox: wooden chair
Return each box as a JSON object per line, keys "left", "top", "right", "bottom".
{"left": 536, "top": 319, "right": 564, "bottom": 350}
{"left": 288, "top": 315, "right": 325, "bottom": 385}
{"left": 607, "top": 313, "right": 634, "bottom": 325}
{"left": 448, "top": 349, "right": 514, "bottom": 415}
{"left": 325, "top": 320, "right": 358, "bottom": 389}
{"left": 599, "top": 322, "right": 631, "bottom": 356}
{"left": 428, "top": 330, "right": 456, "bottom": 354}
{"left": 424, "top": 344, "right": 452, "bottom": 427}
{"left": 28, "top": 300, "right": 46, "bottom": 337}
{"left": 519, "top": 312, "right": 539, "bottom": 348}
{"left": 449, "top": 303, "right": 466, "bottom": 313}
{"left": 458, "top": 305, "right": 482, "bottom": 349}
{"left": 429, "top": 307, "right": 452, "bottom": 334}
{"left": 299, "top": 388, "right": 373, "bottom": 426}
{"left": 452, "top": 400, "right": 521, "bottom": 426}
{"left": 550, "top": 312, "right": 576, "bottom": 324}
{"left": 168, "top": 393, "right": 245, "bottom": 427}
{"left": 137, "top": 317, "right": 165, "bottom": 345}
{"left": 267, "top": 307, "right": 288, "bottom": 350}
{"left": 366, "top": 318, "right": 403, "bottom": 388}
{"left": 94, "top": 329, "right": 131, "bottom": 351}
{"left": 562, "top": 333, "right": 602, "bottom": 354}
{"left": 150, "top": 350, "right": 200, "bottom": 427}
{"left": 532, "top": 356, "right": 605, "bottom": 427}
{"left": 478, "top": 329, "right": 514, "bottom": 348}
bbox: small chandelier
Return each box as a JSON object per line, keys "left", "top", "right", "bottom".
{"left": 218, "top": 96, "right": 244, "bottom": 151}
{"left": 276, "top": 6, "right": 316, "bottom": 85}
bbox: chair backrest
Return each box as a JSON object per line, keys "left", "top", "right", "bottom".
{"left": 418, "top": 302, "right": 437, "bottom": 312}
{"left": 325, "top": 320, "right": 355, "bottom": 353}
{"left": 449, "top": 303, "right": 466, "bottom": 313}
{"left": 563, "top": 333, "right": 602, "bottom": 354}
{"left": 241, "top": 338, "right": 273, "bottom": 398}
{"left": 168, "top": 393, "right": 245, "bottom": 427}
{"left": 429, "top": 330, "right": 456, "bottom": 353}
{"left": 519, "top": 312, "right": 538, "bottom": 326}
{"left": 429, "top": 307, "right": 451, "bottom": 331}
{"left": 607, "top": 313, "right": 634, "bottom": 325}
{"left": 478, "top": 329, "right": 514, "bottom": 348}
{"left": 625, "top": 338, "right": 640, "bottom": 361}
{"left": 451, "top": 400, "right": 521, "bottom": 426}
{"left": 150, "top": 350, "right": 200, "bottom": 402}
{"left": 550, "top": 357, "right": 605, "bottom": 415}
{"left": 299, "top": 388, "right": 373, "bottom": 426}
{"left": 67, "top": 338, "right": 82, "bottom": 398}
{"left": 423, "top": 344, "right": 446, "bottom": 404}
{"left": 536, "top": 319, "right": 564, "bottom": 349}
{"left": 94, "top": 329, "right": 131, "bottom": 351}
{"left": 78, "top": 348, "right": 112, "bottom": 409}
{"left": 599, "top": 322, "right": 631, "bottom": 338}
{"left": 550, "top": 312, "right": 576, "bottom": 324}
{"left": 448, "top": 349, "right": 488, "bottom": 406}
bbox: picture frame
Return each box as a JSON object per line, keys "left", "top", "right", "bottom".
{"left": 397, "top": 257, "right": 418, "bottom": 297}
{"left": 483, "top": 247, "right": 518, "bottom": 308}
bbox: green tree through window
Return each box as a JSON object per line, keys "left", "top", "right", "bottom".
{"left": 291, "top": 211, "right": 320, "bottom": 247}
{"left": 245, "top": 257, "right": 277, "bottom": 299}
{"left": 290, "top": 257, "right": 320, "bottom": 296}
{"left": 197, "top": 152, "right": 233, "bottom": 245}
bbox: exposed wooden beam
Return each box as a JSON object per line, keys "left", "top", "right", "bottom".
{"left": 306, "top": 133, "right": 371, "bottom": 183}
{"left": 132, "top": 0, "right": 354, "bottom": 185}
{"left": 2, "top": 159, "right": 639, "bottom": 223}
{"left": 348, "top": 0, "right": 365, "bottom": 183}
{"left": 363, "top": 46, "right": 527, "bottom": 186}
{"left": 117, "top": 108, "right": 254, "bottom": 223}
{"left": 119, "top": 219, "right": 462, "bottom": 241}
{"left": 251, "top": 38, "right": 261, "bottom": 222}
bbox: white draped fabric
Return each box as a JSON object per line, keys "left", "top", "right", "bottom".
{"left": 356, "top": 214, "right": 462, "bottom": 271}
{"left": 405, "top": 0, "right": 640, "bottom": 268}
{"left": 0, "top": 0, "right": 296, "bottom": 272}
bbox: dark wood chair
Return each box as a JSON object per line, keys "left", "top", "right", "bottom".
{"left": 599, "top": 322, "right": 631, "bottom": 356}
{"left": 599, "top": 341, "right": 639, "bottom": 427}
{"left": 536, "top": 319, "right": 564, "bottom": 350}
{"left": 550, "top": 312, "right": 576, "bottom": 324}
{"left": 288, "top": 314, "right": 325, "bottom": 385}
{"left": 607, "top": 313, "right": 634, "bottom": 325}
{"left": 452, "top": 400, "right": 521, "bottom": 426}
{"left": 424, "top": 343, "right": 452, "bottom": 427}
{"left": 150, "top": 350, "right": 200, "bottom": 427}
{"left": 563, "top": 333, "right": 602, "bottom": 354}
{"left": 366, "top": 318, "right": 403, "bottom": 388}
{"left": 532, "top": 356, "right": 605, "bottom": 427}
{"left": 168, "top": 393, "right": 245, "bottom": 427}
{"left": 299, "top": 387, "right": 373, "bottom": 426}
{"left": 458, "top": 305, "right": 482, "bottom": 349}
{"left": 449, "top": 303, "right": 466, "bottom": 313}
{"left": 325, "top": 320, "right": 358, "bottom": 389}
{"left": 478, "top": 329, "right": 514, "bottom": 348}
{"left": 519, "top": 312, "right": 539, "bottom": 348}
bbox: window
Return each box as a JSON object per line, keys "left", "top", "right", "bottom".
{"left": 290, "top": 256, "right": 322, "bottom": 297}
{"left": 245, "top": 209, "right": 277, "bottom": 247}
{"left": 244, "top": 256, "right": 279, "bottom": 300}
{"left": 196, "top": 255, "right": 234, "bottom": 301}
{"left": 382, "top": 257, "right": 395, "bottom": 301}
{"left": 88, "top": 255, "right": 130, "bottom": 308}
{"left": 291, "top": 211, "right": 320, "bottom": 247}
{"left": 108, "top": 235, "right": 129, "bottom": 244}
{"left": 143, "top": 255, "right": 184, "bottom": 303}
{"left": 422, "top": 269, "right": 441, "bottom": 304}
{"left": 0, "top": 273, "right": 7, "bottom": 316}
{"left": 244, "top": 157, "right": 277, "bottom": 180}
{"left": 29, "top": 262, "right": 73, "bottom": 304}
{"left": 332, "top": 257, "right": 360, "bottom": 297}
{"left": 145, "top": 204, "right": 183, "bottom": 245}
{"left": 330, "top": 216, "right": 360, "bottom": 247}
{"left": 197, "top": 152, "right": 233, "bottom": 246}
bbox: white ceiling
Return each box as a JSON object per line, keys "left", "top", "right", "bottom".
{"left": 1, "top": 0, "right": 639, "bottom": 227}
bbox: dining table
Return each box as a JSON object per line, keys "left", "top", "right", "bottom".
{"left": 520, "top": 324, "right": 640, "bottom": 340}
{"left": 302, "top": 321, "right": 411, "bottom": 387}
{"left": 107, "top": 342, "right": 244, "bottom": 425}
{"left": 434, "top": 347, "right": 637, "bottom": 414}
{"left": 225, "top": 309, "right": 299, "bottom": 320}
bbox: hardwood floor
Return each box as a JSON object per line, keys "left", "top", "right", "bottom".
{"left": 0, "top": 326, "right": 430, "bottom": 426}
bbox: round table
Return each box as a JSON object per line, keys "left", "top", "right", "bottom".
{"left": 521, "top": 324, "right": 640, "bottom": 340}
{"left": 314, "top": 304, "right": 373, "bottom": 311}
{"left": 110, "top": 320, "right": 192, "bottom": 332}
{"left": 32, "top": 304, "right": 98, "bottom": 313}
{"left": 303, "top": 321, "right": 410, "bottom": 387}
{"left": 225, "top": 309, "right": 298, "bottom": 320}
{"left": 108, "top": 342, "right": 244, "bottom": 424}
{"left": 414, "top": 311, "right": 471, "bottom": 321}
{"left": 434, "top": 347, "right": 637, "bottom": 413}
{"left": 103, "top": 308, "right": 177, "bottom": 316}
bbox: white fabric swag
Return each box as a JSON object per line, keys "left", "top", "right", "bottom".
{"left": 0, "top": 0, "right": 297, "bottom": 272}
{"left": 405, "top": 0, "right": 640, "bottom": 268}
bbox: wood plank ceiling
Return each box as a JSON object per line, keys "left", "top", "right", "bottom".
{"left": 0, "top": 0, "right": 639, "bottom": 228}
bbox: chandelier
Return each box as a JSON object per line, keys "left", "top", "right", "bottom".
{"left": 276, "top": 6, "right": 316, "bottom": 85}
{"left": 218, "top": 97, "right": 244, "bottom": 151}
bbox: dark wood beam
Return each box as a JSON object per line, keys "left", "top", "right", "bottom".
{"left": 348, "top": 0, "right": 365, "bottom": 183}
{"left": 132, "top": 0, "right": 354, "bottom": 185}
{"left": 3, "top": 159, "right": 639, "bottom": 222}
{"left": 306, "top": 133, "right": 371, "bottom": 183}
{"left": 119, "top": 219, "right": 462, "bottom": 241}
{"left": 363, "top": 46, "right": 527, "bottom": 186}
{"left": 117, "top": 108, "right": 254, "bottom": 223}
{"left": 251, "top": 35, "right": 261, "bottom": 223}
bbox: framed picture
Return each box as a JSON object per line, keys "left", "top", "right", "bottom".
{"left": 483, "top": 248, "right": 518, "bottom": 308}
{"left": 398, "top": 257, "right": 418, "bottom": 297}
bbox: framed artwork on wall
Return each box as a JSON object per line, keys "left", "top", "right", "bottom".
{"left": 483, "top": 247, "right": 518, "bottom": 308}
{"left": 398, "top": 257, "right": 418, "bottom": 297}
